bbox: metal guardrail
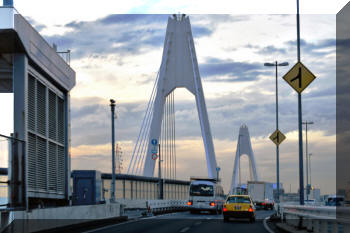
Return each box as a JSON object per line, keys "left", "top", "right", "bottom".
{"left": 118, "top": 199, "right": 188, "bottom": 215}
{"left": 279, "top": 204, "right": 349, "bottom": 233}
{"left": 147, "top": 200, "right": 187, "bottom": 214}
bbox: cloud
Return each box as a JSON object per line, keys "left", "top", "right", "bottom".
{"left": 199, "top": 57, "right": 270, "bottom": 82}
{"left": 44, "top": 14, "right": 215, "bottom": 61}
{"left": 25, "top": 16, "right": 47, "bottom": 32}
{"left": 285, "top": 38, "right": 336, "bottom": 55}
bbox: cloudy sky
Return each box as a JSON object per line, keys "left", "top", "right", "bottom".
{"left": 1, "top": 0, "right": 346, "bottom": 195}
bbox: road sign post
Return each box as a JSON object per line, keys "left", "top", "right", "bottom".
{"left": 269, "top": 129, "right": 286, "bottom": 146}
{"left": 264, "top": 61, "right": 288, "bottom": 207}
{"left": 270, "top": 129, "right": 286, "bottom": 209}
{"left": 283, "top": 1, "right": 317, "bottom": 204}
{"left": 283, "top": 62, "right": 316, "bottom": 205}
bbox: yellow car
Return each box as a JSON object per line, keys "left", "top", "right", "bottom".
{"left": 223, "top": 195, "right": 256, "bottom": 222}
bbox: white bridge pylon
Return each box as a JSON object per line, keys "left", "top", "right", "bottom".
{"left": 127, "top": 14, "right": 218, "bottom": 178}
{"left": 230, "top": 124, "right": 259, "bottom": 194}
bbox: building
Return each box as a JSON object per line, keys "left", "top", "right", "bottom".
{"left": 0, "top": 3, "right": 75, "bottom": 208}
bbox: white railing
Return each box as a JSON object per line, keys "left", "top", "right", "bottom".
{"left": 279, "top": 204, "right": 350, "bottom": 233}
{"left": 117, "top": 199, "right": 188, "bottom": 214}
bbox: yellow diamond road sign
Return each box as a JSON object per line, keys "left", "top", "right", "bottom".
{"left": 283, "top": 61, "right": 316, "bottom": 93}
{"left": 269, "top": 129, "right": 286, "bottom": 146}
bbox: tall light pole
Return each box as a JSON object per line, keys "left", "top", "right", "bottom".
{"left": 110, "top": 99, "right": 116, "bottom": 202}
{"left": 302, "top": 121, "right": 313, "bottom": 201}
{"left": 309, "top": 153, "right": 313, "bottom": 190}
{"left": 264, "top": 61, "right": 289, "bottom": 204}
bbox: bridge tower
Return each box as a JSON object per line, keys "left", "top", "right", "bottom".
{"left": 128, "top": 14, "right": 218, "bottom": 178}
{"left": 230, "top": 124, "right": 259, "bottom": 194}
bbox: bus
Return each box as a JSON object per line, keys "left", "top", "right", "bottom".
{"left": 187, "top": 178, "right": 225, "bottom": 214}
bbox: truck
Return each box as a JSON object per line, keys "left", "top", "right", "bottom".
{"left": 247, "top": 181, "right": 274, "bottom": 210}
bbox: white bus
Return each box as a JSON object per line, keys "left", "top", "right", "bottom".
{"left": 187, "top": 178, "right": 225, "bottom": 214}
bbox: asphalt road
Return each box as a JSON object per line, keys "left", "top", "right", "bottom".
{"left": 84, "top": 210, "right": 275, "bottom": 233}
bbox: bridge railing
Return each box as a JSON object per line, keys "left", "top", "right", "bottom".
{"left": 100, "top": 173, "right": 190, "bottom": 201}
{"left": 117, "top": 198, "right": 188, "bottom": 215}
{"left": 279, "top": 204, "right": 350, "bottom": 233}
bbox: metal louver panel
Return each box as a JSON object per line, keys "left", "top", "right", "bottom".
{"left": 28, "top": 76, "right": 35, "bottom": 131}
{"left": 27, "top": 72, "right": 67, "bottom": 198}
{"left": 27, "top": 133, "right": 36, "bottom": 190}
{"left": 48, "top": 142, "right": 57, "bottom": 191}
{"left": 48, "top": 91, "right": 57, "bottom": 140}
{"left": 57, "top": 145, "right": 65, "bottom": 193}
{"left": 57, "top": 98, "right": 64, "bottom": 144}
{"left": 36, "top": 137, "right": 47, "bottom": 191}
{"left": 36, "top": 81, "right": 46, "bottom": 136}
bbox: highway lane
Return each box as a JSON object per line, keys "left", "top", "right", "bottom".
{"left": 84, "top": 210, "right": 275, "bottom": 233}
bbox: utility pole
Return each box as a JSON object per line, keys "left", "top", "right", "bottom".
{"left": 302, "top": 121, "right": 313, "bottom": 201}
{"left": 110, "top": 99, "right": 116, "bottom": 202}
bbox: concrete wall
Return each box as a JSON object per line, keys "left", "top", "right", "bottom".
{"left": 1, "top": 203, "right": 121, "bottom": 233}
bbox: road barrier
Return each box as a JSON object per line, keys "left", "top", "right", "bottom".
{"left": 117, "top": 199, "right": 188, "bottom": 215}
{"left": 279, "top": 204, "right": 350, "bottom": 233}
{"left": 147, "top": 200, "right": 188, "bottom": 214}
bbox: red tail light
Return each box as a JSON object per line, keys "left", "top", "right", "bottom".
{"left": 248, "top": 206, "right": 254, "bottom": 212}
{"left": 210, "top": 202, "right": 215, "bottom": 206}
{"left": 223, "top": 207, "right": 227, "bottom": 212}
{"left": 187, "top": 201, "right": 193, "bottom": 206}
{"left": 262, "top": 202, "right": 265, "bottom": 205}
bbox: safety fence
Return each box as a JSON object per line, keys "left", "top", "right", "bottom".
{"left": 118, "top": 199, "right": 188, "bottom": 214}
{"left": 101, "top": 173, "right": 190, "bottom": 201}
{"left": 279, "top": 204, "right": 350, "bottom": 233}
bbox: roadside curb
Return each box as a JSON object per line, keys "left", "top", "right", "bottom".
{"left": 263, "top": 216, "right": 275, "bottom": 233}
{"left": 275, "top": 223, "right": 308, "bottom": 233}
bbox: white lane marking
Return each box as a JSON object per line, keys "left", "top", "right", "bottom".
{"left": 263, "top": 216, "right": 275, "bottom": 233}
{"left": 180, "top": 227, "right": 190, "bottom": 232}
{"left": 194, "top": 221, "right": 201, "bottom": 226}
{"left": 82, "top": 219, "right": 139, "bottom": 233}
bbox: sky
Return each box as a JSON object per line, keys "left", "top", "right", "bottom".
{"left": 0, "top": 0, "right": 346, "bottom": 195}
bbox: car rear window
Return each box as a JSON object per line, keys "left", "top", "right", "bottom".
{"left": 226, "top": 196, "right": 251, "bottom": 204}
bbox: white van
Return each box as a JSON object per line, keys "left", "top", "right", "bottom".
{"left": 187, "top": 178, "right": 225, "bottom": 214}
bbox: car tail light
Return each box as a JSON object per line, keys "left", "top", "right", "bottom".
{"left": 223, "top": 207, "right": 228, "bottom": 212}
{"left": 210, "top": 202, "right": 215, "bottom": 206}
{"left": 187, "top": 201, "right": 193, "bottom": 206}
{"left": 262, "top": 202, "right": 265, "bottom": 205}
{"left": 248, "top": 206, "right": 254, "bottom": 212}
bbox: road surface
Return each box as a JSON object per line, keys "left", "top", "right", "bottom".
{"left": 83, "top": 210, "right": 275, "bottom": 233}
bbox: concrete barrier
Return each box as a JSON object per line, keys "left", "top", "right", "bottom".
{"left": 1, "top": 203, "right": 122, "bottom": 233}
{"left": 279, "top": 205, "right": 350, "bottom": 233}
{"left": 1, "top": 199, "right": 188, "bottom": 232}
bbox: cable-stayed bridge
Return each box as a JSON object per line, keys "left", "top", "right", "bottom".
{"left": 0, "top": 3, "right": 343, "bottom": 232}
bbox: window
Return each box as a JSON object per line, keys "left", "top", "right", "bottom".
{"left": 190, "top": 184, "right": 214, "bottom": 197}
{"left": 226, "top": 196, "right": 251, "bottom": 204}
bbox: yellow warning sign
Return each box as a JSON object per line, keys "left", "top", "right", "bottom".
{"left": 283, "top": 62, "right": 316, "bottom": 93}
{"left": 269, "top": 129, "right": 286, "bottom": 146}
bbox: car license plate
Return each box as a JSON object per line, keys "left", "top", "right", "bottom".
{"left": 235, "top": 206, "right": 241, "bottom": 210}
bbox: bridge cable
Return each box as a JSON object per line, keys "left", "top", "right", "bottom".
{"left": 129, "top": 71, "right": 159, "bottom": 174}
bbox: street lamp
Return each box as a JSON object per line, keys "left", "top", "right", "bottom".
{"left": 309, "top": 153, "right": 313, "bottom": 189}
{"left": 264, "top": 61, "right": 289, "bottom": 204}
{"left": 110, "top": 99, "right": 116, "bottom": 202}
{"left": 302, "top": 121, "right": 313, "bottom": 201}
